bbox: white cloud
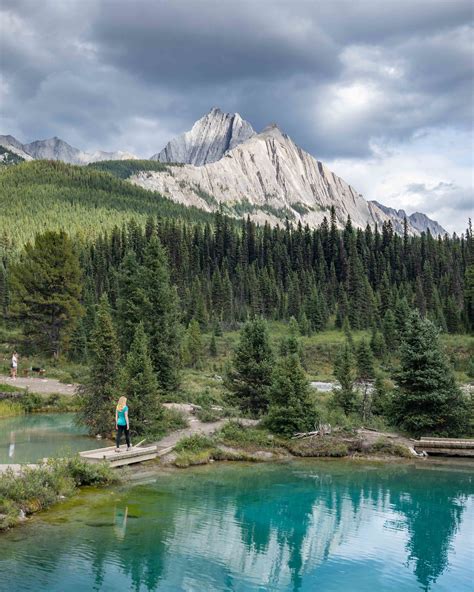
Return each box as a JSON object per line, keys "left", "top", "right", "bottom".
{"left": 326, "top": 129, "right": 473, "bottom": 234}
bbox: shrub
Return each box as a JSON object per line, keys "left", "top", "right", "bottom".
{"left": 0, "top": 457, "right": 117, "bottom": 530}
{"left": 215, "top": 422, "right": 276, "bottom": 449}
{"left": 287, "top": 437, "right": 349, "bottom": 457}
{"left": 174, "top": 434, "right": 215, "bottom": 453}
{"left": 370, "top": 437, "right": 411, "bottom": 458}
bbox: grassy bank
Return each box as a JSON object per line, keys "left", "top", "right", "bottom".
{"left": 0, "top": 457, "right": 118, "bottom": 531}
{"left": 0, "top": 388, "right": 80, "bottom": 419}
{"left": 170, "top": 422, "right": 413, "bottom": 468}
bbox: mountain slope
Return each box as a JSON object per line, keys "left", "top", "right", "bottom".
{"left": 133, "top": 124, "right": 444, "bottom": 234}
{"left": 0, "top": 160, "right": 213, "bottom": 250}
{"left": 370, "top": 201, "right": 447, "bottom": 236}
{"left": 150, "top": 107, "right": 255, "bottom": 165}
{"left": 0, "top": 135, "right": 137, "bottom": 165}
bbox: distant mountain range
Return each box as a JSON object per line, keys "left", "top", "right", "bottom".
{"left": 0, "top": 134, "right": 136, "bottom": 165}
{"left": 0, "top": 110, "right": 447, "bottom": 235}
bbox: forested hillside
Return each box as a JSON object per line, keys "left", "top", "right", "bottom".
{"left": 0, "top": 160, "right": 211, "bottom": 251}
{"left": 77, "top": 213, "right": 473, "bottom": 335}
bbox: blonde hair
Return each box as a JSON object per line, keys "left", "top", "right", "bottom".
{"left": 116, "top": 396, "right": 127, "bottom": 411}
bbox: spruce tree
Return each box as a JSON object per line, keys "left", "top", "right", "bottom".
{"left": 79, "top": 294, "right": 120, "bottom": 436}
{"left": 356, "top": 339, "right": 375, "bottom": 420}
{"left": 225, "top": 318, "right": 274, "bottom": 416}
{"left": 183, "top": 319, "right": 204, "bottom": 368}
{"left": 209, "top": 332, "right": 218, "bottom": 357}
{"left": 10, "top": 230, "right": 83, "bottom": 356}
{"left": 120, "top": 322, "right": 163, "bottom": 435}
{"left": 266, "top": 354, "right": 319, "bottom": 437}
{"left": 142, "top": 235, "right": 182, "bottom": 391}
{"left": 333, "top": 341, "right": 357, "bottom": 414}
{"left": 391, "top": 312, "right": 469, "bottom": 436}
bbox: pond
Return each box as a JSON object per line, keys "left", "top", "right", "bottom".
{"left": 1, "top": 460, "right": 472, "bottom": 591}
{"left": 0, "top": 413, "right": 109, "bottom": 464}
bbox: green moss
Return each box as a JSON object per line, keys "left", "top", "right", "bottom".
{"left": 0, "top": 457, "right": 118, "bottom": 530}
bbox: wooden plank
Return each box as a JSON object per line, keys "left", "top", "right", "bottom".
{"left": 413, "top": 446, "right": 474, "bottom": 457}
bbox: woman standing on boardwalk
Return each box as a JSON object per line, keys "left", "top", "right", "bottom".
{"left": 115, "top": 396, "right": 131, "bottom": 452}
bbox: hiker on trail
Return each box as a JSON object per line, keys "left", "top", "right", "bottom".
{"left": 115, "top": 396, "right": 131, "bottom": 452}
{"left": 10, "top": 351, "right": 18, "bottom": 379}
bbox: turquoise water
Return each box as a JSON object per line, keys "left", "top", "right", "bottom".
{"left": 1, "top": 460, "right": 473, "bottom": 591}
{"left": 0, "top": 413, "right": 109, "bottom": 463}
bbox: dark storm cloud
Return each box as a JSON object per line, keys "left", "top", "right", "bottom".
{"left": 0, "top": 0, "right": 472, "bottom": 231}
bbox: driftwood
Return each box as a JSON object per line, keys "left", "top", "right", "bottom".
{"left": 292, "top": 423, "right": 332, "bottom": 440}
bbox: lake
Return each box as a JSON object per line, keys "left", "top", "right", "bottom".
{"left": 1, "top": 460, "right": 472, "bottom": 591}
{"left": 0, "top": 413, "right": 109, "bottom": 463}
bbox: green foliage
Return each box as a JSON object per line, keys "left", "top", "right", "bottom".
{"left": 356, "top": 339, "right": 375, "bottom": 379}
{"left": 225, "top": 318, "right": 274, "bottom": 416}
{"left": 0, "top": 399, "right": 24, "bottom": 417}
{"left": 183, "top": 319, "right": 204, "bottom": 368}
{"left": 215, "top": 422, "right": 277, "bottom": 449}
{"left": 286, "top": 438, "right": 349, "bottom": 458}
{"left": 390, "top": 312, "right": 470, "bottom": 436}
{"left": 0, "top": 146, "right": 24, "bottom": 167}
{"left": 369, "top": 437, "right": 411, "bottom": 457}
{"left": 333, "top": 341, "right": 357, "bottom": 414}
{"left": 174, "top": 434, "right": 215, "bottom": 453}
{"left": 87, "top": 159, "right": 170, "bottom": 179}
{"left": 120, "top": 322, "right": 163, "bottom": 436}
{"left": 141, "top": 236, "right": 182, "bottom": 391}
{"left": 0, "top": 160, "right": 212, "bottom": 250}
{"left": 266, "top": 354, "right": 319, "bottom": 437}
{"left": 78, "top": 294, "right": 121, "bottom": 436}
{"left": 9, "top": 230, "right": 83, "bottom": 355}
{"left": 0, "top": 457, "right": 117, "bottom": 530}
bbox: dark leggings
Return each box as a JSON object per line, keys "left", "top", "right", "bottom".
{"left": 116, "top": 425, "right": 131, "bottom": 448}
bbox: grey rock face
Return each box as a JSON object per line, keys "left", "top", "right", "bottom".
{"left": 0, "top": 135, "right": 137, "bottom": 164}
{"left": 134, "top": 121, "right": 446, "bottom": 235}
{"left": 150, "top": 107, "right": 255, "bottom": 165}
{"left": 0, "top": 135, "right": 33, "bottom": 160}
{"left": 370, "top": 200, "right": 447, "bottom": 236}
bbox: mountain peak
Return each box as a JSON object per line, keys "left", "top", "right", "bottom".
{"left": 151, "top": 108, "right": 256, "bottom": 165}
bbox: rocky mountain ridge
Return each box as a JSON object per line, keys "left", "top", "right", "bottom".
{"left": 1, "top": 109, "right": 447, "bottom": 235}
{"left": 0, "top": 135, "right": 137, "bottom": 165}
{"left": 132, "top": 113, "right": 447, "bottom": 235}
{"left": 150, "top": 107, "right": 255, "bottom": 165}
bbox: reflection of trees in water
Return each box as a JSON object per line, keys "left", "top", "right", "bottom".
{"left": 1, "top": 464, "right": 472, "bottom": 591}
{"left": 232, "top": 465, "right": 473, "bottom": 592}
{"left": 389, "top": 468, "right": 473, "bottom": 591}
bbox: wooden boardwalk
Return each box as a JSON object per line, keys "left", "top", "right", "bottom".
{"left": 80, "top": 444, "right": 162, "bottom": 468}
{"left": 414, "top": 437, "right": 474, "bottom": 457}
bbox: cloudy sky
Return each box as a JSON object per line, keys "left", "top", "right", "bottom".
{"left": 1, "top": 0, "right": 472, "bottom": 233}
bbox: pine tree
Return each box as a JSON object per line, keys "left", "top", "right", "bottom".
{"left": 266, "top": 354, "right": 319, "bottom": 437}
{"left": 370, "top": 326, "right": 387, "bottom": 359}
{"left": 280, "top": 317, "right": 303, "bottom": 360}
{"left": 183, "top": 319, "right": 204, "bottom": 368}
{"left": 382, "top": 309, "right": 398, "bottom": 351}
{"left": 225, "top": 318, "right": 274, "bottom": 416}
{"left": 333, "top": 341, "right": 357, "bottom": 414}
{"left": 356, "top": 339, "right": 375, "bottom": 420}
{"left": 141, "top": 236, "right": 182, "bottom": 391}
{"left": 79, "top": 294, "right": 120, "bottom": 436}
{"left": 120, "top": 322, "right": 163, "bottom": 435}
{"left": 209, "top": 332, "right": 218, "bottom": 357}
{"left": 10, "top": 230, "right": 83, "bottom": 356}
{"left": 391, "top": 312, "right": 469, "bottom": 436}
{"left": 116, "top": 250, "right": 147, "bottom": 351}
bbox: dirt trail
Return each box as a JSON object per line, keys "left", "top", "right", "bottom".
{"left": 155, "top": 404, "right": 257, "bottom": 453}
{"left": 0, "top": 375, "right": 77, "bottom": 395}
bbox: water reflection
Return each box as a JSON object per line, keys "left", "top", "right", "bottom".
{"left": 0, "top": 413, "right": 109, "bottom": 463}
{"left": 1, "top": 462, "right": 473, "bottom": 592}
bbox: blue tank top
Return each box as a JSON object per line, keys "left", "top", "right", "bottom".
{"left": 117, "top": 405, "right": 128, "bottom": 426}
